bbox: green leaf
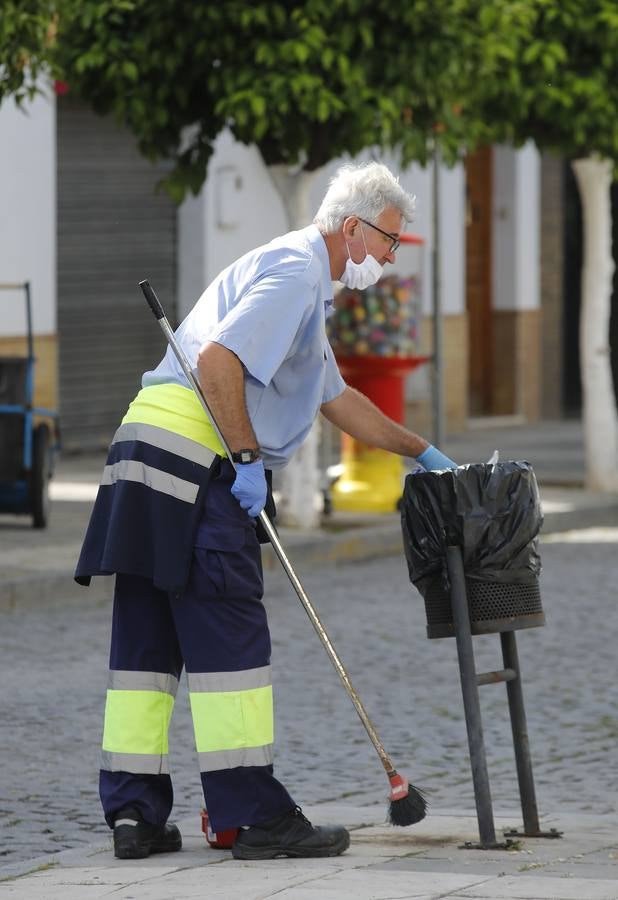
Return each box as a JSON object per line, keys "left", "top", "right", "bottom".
{"left": 250, "top": 93, "right": 266, "bottom": 117}
{"left": 121, "top": 60, "right": 138, "bottom": 81}
{"left": 292, "top": 42, "right": 310, "bottom": 64}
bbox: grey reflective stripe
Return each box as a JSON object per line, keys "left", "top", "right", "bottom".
{"left": 187, "top": 666, "right": 272, "bottom": 693}
{"left": 112, "top": 421, "right": 217, "bottom": 468}
{"left": 197, "top": 744, "right": 274, "bottom": 773}
{"left": 101, "top": 459, "right": 199, "bottom": 504}
{"left": 107, "top": 670, "right": 179, "bottom": 697}
{"left": 100, "top": 750, "right": 170, "bottom": 775}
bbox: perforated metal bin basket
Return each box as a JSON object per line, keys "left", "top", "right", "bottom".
{"left": 423, "top": 576, "right": 545, "bottom": 639}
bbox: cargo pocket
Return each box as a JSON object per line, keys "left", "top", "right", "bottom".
{"left": 194, "top": 524, "right": 264, "bottom": 601}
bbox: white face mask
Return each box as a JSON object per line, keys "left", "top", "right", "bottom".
{"left": 340, "top": 225, "right": 383, "bottom": 290}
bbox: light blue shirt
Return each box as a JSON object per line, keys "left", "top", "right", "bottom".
{"left": 143, "top": 224, "right": 346, "bottom": 468}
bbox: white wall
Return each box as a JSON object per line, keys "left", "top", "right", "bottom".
{"left": 177, "top": 133, "right": 466, "bottom": 323}
{"left": 492, "top": 142, "right": 540, "bottom": 312}
{"left": 405, "top": 159, "right": 466, "bottom": 404}
{"left": 0, "top": 88, "right": 56, "bottom": 336}
{"left": 177, "top": 190, "right": 206, "bottom": 322}
{"left": 177, "top": 131, "right": 289, "bottom": 319}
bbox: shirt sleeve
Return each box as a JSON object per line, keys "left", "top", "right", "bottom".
{"left": 208, "top": 269, "right": 314, "bottom": 387}
{"left": 322, "top": 340, "right": 346, "bottom": 403}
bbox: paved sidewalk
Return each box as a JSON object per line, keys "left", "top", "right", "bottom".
{"left": 1, "top": 803, "right": 617, "bottom": 899}
{"left": 1, "top": 418, "right": 617, "bottom": 896}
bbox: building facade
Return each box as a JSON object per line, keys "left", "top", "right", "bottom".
{"left": 1, "top": 87, "right": 557, "bottom": 453}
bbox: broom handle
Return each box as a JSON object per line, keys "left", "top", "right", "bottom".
{"left": 140, "top": 279, "right": 396, "bottom": 776}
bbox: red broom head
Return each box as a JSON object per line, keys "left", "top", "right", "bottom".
{"left": 387, "top": 772, "right": 427, "bottom": 826}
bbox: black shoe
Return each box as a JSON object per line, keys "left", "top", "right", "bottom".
{"left": 231, "top": 806, "right": 350, "bottom": 860}
{"left": 113, "top": 809, "right": 182, "bottom": 859}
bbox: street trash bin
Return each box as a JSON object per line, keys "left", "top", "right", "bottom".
{"left": 400, "top": 461, "right": 545, "bottom": 637}
{"left": 400, "top": 460, "right": 555, "bottom": 848}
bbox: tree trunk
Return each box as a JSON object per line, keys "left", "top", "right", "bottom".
{"left": 572, "top": 156, "right": 618, "bottom": 492}
{"left": 267, "top": 165, "right": 323, "bottom": 527}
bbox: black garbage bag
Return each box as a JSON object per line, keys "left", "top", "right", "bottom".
{"left": 400, "top": 461, "right": 543, "bottom": 601}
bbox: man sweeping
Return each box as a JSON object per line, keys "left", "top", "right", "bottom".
{"left": 75, "top": 161, "right": 456, "bottom": 861}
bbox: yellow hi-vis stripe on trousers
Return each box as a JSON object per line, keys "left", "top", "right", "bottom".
{"left": 188, "top": 667, "right": 274, "bottom": 772}
{"left": 100, "top": 671, "right": 178, "bottom": 775}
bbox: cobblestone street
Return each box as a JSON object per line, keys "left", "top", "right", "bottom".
{"left": 1, "top": 530, "right": 616, "bottom": 865}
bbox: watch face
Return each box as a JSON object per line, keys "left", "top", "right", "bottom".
{"left": 233, "top": 448, "right": 259, "bottom": 464}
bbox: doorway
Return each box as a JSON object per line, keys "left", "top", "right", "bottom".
{"left": 465, "top": 146, "right": 494, "bottom": 416}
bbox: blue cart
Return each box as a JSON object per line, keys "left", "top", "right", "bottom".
{"left": 0, "top": 282, "right": 60, "bottom": 528}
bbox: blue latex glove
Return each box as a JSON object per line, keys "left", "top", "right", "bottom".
{"left": 230, "top": 459, "right": 268, "bottom": 517}
{"left": 417, "top": 444, "right": 457, "bottom": 471}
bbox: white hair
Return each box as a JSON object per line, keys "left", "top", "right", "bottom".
{"left": 314, "top": 161, "right": 416, "bottom": 233}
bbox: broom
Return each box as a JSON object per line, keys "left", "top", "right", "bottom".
{"left": 140, "top": 279, "right": 427, "bottom": 827}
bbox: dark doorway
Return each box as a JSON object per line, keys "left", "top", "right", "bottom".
{"left": 562, "top": 163, "right": 582, "bottom": 415}
{"left": 465, "top": 146, "right": 494, "bottom": 416}
{"left": 613, "top": 181, "right": 618, "bottom": 402}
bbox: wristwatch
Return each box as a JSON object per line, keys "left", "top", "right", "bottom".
{"left": 231, "top": 448, "right": 261, "bottom": 464}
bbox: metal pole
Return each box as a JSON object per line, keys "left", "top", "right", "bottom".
{"left": 431, "top": 147, "right": 445, "bottom": 449}
{"left": 500, "top": 630, "right": 541, "bottom": 834}
{"left": 446, "top": 546, "right": 496, "bottom": 847}
{"left": 24, "top": 281, "right": 34, "bottom": 362}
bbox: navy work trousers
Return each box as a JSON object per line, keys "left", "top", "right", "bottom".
{"left": 99, "top": 460, "right": 295, "bottom": 831}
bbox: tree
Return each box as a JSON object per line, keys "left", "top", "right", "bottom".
{"left": 462, "top": 0, "right": 618, "bottom": 491}
{"left": 43, "top": 1, "right": 478, "bottom": 197}
{"left": 0, "top": 1, "right": 54, "bottom": 104}
{"left": 16, "top": 0, "right": 477, "bottom": 525}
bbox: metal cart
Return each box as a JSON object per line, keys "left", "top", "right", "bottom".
{"left": 0, "top": 282, "right": 60, "bottom": 527}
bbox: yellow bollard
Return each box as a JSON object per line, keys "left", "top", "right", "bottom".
{"left": 332, "top": 434, "right": 404, "bottom": 513}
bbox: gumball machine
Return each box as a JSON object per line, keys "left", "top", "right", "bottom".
{"left": 326, "top": 234, "right": 430, "bottom": 513}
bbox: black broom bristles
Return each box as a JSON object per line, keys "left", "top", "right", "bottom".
{"left": 387, "top": 771, "right": 427, "bottom": 826}
{"left": 388, "top": 787, "right": 427, "bottom": 826}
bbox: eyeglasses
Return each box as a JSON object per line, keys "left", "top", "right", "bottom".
{"left": 358, "top": 217, "right": 400, "bottom": 254}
